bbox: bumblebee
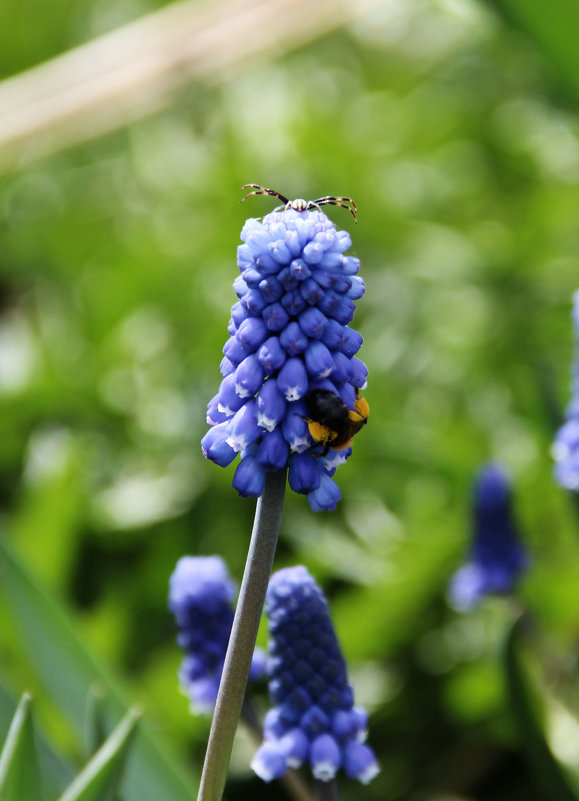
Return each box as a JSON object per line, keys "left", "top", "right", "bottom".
{"left": 305, "top": 388, "right": 369, "bottom": 454}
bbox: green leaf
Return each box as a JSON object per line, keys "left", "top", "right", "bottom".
{"left": 488, "top": 0, "right": 579, "bottom": 101}
{"left": 83, "top": 686, "right": 109, "bottom": 761}
{"left": 0, "top": 682, "right": 74, "bottom": 799}
{"left": 504, "top": 617, "right": 579, "bottom": 801}
{"left": 0, "top": 538, "right": 197, "bottom": 801}
{"left": 57, "top": 708, "right": 140, "bottom": 801}
{"left": 0, "top": 694, "right": 44, "bottom": 801}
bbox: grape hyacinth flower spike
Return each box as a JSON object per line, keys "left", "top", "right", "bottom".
{"left": 553, "top": 290, "right": 579, "bottom": 489}
{"left": 252, "top": 566, "right": 380, "bottom": 787}
{"left": 201, "top": 185, "right": 369, "bottom": 512}
{"left": 449, "top": 464, "right": 528, "bottom": 610}
{"left": 168, "top": 556, "right": 265, "bottom": 714}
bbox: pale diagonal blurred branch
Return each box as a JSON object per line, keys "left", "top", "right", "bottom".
{"left": 0, "top": 0, "right": 385, "bottom": 174}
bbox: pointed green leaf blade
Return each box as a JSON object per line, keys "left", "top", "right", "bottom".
{"left": 0, "top": 537, "right": 197, "bottom": 801}
{"left": 57, "top": 709, "right": 140, "bottom": 801}
{"left": 0, "top": 681, "right": 74, "bottom": 798}
{"left": 83, "top": 686, "right": 109, "bottom": 761}
{"left": 0, "top": 694, "right": 44, "bottom": 801}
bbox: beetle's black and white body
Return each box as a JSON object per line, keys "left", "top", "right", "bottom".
{"left": 241, "top": 184, "right": 358, "bottom": 222}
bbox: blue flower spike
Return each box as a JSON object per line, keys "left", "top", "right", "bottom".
{"left": 251, "top": 565, "right": 380, "bottom": 786}
{"left": 201, "top": 185, "right": 369, "bottom": 511}
{"left": 449, "top": 464, "right": 528, "bottom": 610}
{"left": 168, "top": 556, "right": 265, "bottom": 714}
{"left": 553, "top": 290, "right": 579, "bottom": 489}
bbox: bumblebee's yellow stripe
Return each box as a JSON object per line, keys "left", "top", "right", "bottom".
{"left": 307, "top": 421, "right": 338, "bottom": 445}
{"left": 353, "top": 396, "right": 370, "bottom": 419}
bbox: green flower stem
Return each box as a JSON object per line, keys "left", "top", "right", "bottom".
{"left": 314, "top": 779, "right": 340, "bottom": 801}
{"left": 197, "top": 468, "right": 287, "bottom": 801}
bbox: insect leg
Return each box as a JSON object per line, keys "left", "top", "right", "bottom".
{"left": 314, "top": 196, "right": 358, "bottom": 223}
{"left": 240, "top": 185, "right": 289, "bottom": 205}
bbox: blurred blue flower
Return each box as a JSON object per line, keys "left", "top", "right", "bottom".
{"left": 169, "top": 556, "right": 265, "bottom": 714}
{"left": 449, "top": 464, "right": 528, "bottom": 610}
{"left": 251, "top": 566, "right": 379, "bottom": 785}
{"left": 202, "top": 204, "right": 368, "bottom": 511}
{"left": 553, "top": 291, "right": 579, "bottom": 490}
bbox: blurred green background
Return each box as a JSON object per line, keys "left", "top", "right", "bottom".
{"left": 1, "top": 0, "right": 579, "bottom": 799}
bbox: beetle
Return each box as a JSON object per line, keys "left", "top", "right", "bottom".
{"left": 241, "top": 184, "right": 357, "bottom": 223}
{"left": 304, "top": 387, "right": 369, "bottom": 455}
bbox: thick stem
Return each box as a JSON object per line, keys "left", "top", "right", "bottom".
{"left": 197, "top": 468, "right": 287, "bottom": 801}
{"left": 314, "top": 779, "right": 340, "bottom": 801}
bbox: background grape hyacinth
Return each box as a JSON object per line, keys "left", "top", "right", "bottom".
{"left": 449, "top": 464, "right": 528, "bottom": 610}
{"left": 552, "top": 290, "right": 579, "bottom": 490}
{"left": 168, "top": 556, "right": 265, "bottom": 714}
{"left": 201, "top": 201, "right": 368, "bottom": 511}
{"left": 251, "top": 565, "right": 379, "bottom": 786}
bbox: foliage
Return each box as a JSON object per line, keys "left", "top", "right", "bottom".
{"left": 0, "top": 694, "right": 140, "bottom": 801}
{"left": 1, "top": 0, "right": 579, "bottom": 799}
